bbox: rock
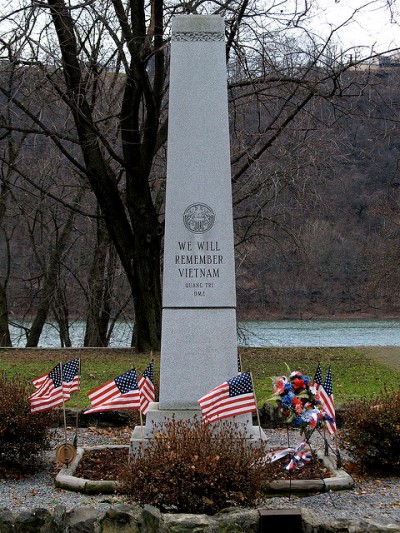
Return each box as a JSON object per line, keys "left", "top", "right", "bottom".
{"left": 13, "top": 508, "right": 58, "bottom": 533}
{"left": 67, "top": 507, "right": 104, "bottom": 533}
{"left": 0, "top": 505, "right": 398, "bottom": 532}
{"left": 214, "top": 507, "right": 259, "bottom": 532}
{"left": 0, "top": 509, "right": 14, "bottom": 533}
{"left": 53, "top": 505, "right": 68, "bottom": 532}
{"left": 161, "top": 512, "right": 218, "bottom": 532}
{"left": 360, "top": 518, "right": 400, "bottom": 532}
{"left": 301, "top": 508, "right": 320, "bottom": 533}
{"left": 99, "top": 505, "right": 142, "bottom": 532}
{"left": 98, "top": 504, "right": 162, "bottom": 533}
{"left": 300, "top": 511, "right": 400, "bottom": 533}
{"left": 142, "top": 505, "right": 163, "bottom": 531}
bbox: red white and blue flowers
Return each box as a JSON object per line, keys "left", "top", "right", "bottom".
{"left": 268, "top": 368, "right": 335, "bottom": 436}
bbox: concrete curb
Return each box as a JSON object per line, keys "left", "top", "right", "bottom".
{"left": 54, "top": 445, "right": 126, "bottom": 494}
{"left": 55, "top": 446, "right": 354, "bottom": 495}
{"left": 266, "top": 449, "right": 354, "bottom": 493}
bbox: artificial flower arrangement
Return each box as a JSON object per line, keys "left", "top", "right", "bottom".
{"left": 268, "top": 366, "right": 334, "bottom": 438}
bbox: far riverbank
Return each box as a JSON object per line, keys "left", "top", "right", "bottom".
{"left": 237, "top": 310, "right": 400, "bottom": 321}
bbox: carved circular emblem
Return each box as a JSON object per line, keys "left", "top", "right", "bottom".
{"left": 183, "top": 203, "right": 215, "bottom": 233}
{"left": 56, "top": 443, "right": 76, "bottom": 465}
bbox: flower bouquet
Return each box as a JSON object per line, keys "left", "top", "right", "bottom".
{"left": 268, "top": 367, "right": 334, "bottom": 439}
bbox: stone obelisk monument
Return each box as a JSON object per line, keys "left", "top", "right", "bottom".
{"left": 131, "top": 15, "right": 263, "bottom": 444}
{"left": 160, "top": 14, "right": 238, "bottom": 410}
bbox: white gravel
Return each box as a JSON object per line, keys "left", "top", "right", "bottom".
{"left": 0, "top": 427, "right": 399, "bottom": 529}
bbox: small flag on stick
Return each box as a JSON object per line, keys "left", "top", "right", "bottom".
{"left": 84, "top": 369, "right": 140, "bottom": 414}
{"left": 29, "top": 363, "right": 70, "bottom": 413}
{"left": 32, "top": 358, "right": 80, "bottom": 393}
{"left": 320, "top": 367, "right": 336, "bottom": 434}
{"left": 139, "top": 362, "right": 155, "bottom": 415}
{"left": 313, "top": 362, "right": 323, "bottom": 386}
{"left": 61, "top": 358, "right": 80, "bottom": 394}
{"left": 314, "top": 364, "right": 336, "bottom": 435}
{"left": 198, "top": 371, "right": 257, "bottom": 425}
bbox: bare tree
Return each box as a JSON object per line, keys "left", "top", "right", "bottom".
{"left": 0, "top": 0, "right": 398, "bottom": 347}
{"left": 0, "top": 175, "right": 11, "bottom": 346}
{"left": 0, "top": 57, "right": 33, "bottom": 346}
{"left": 24, "top": 187, "right": 84, "bottom": 347}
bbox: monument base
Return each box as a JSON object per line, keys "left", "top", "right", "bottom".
{"left": 130, "top": 402, "right": 268, "bottom": 453}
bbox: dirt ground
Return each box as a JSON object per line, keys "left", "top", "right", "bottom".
{"left": 359, "top": 346, "right": 400, "bottom": 372}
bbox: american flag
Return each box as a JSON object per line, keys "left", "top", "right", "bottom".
{"left": 32, "top": 370, "right": 49, "bottom": 389}
{"left": 29, "top": 363, "right": 70, "bottom": 413}
{"left": 313, "top": 362, "right": 323, "bottom": 386}
{"left": 84, "top": 368, "right": 140, "bottom": 414}
{"left": 62, "top": 358, "right": 80, "bottom": 394}
{"left": 198, "top": 371, "right": 257, "bottom": 425}
{"left": 32, "top": 358, "right": 80, "bottom": 394}
{"left": 316, "top": 366, "right": 337, "bottom": 435}
{"left": 138, "top": 362, "right": 155, "bottom": 415}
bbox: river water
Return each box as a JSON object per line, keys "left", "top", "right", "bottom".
{"left": 237, "top": 319, "right": 400, "bottom": 347}
{"left": 8, "top": 319, "right": 400, "bottom": 348}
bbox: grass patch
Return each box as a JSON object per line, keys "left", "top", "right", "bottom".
{"left": 0, "top": 349, "right": 156, "bottom": 408}
{"left": 242, "top": 347, "right": 399, "bottom": 405}
{"left": 0, "top": 347, "right": 398, "bottom": 408}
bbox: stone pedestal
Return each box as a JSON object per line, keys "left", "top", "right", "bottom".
{"left": 131, "top": 403, "right": 267, "bottom": 453}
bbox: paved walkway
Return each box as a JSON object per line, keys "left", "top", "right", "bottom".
{"left": 359, "top": 346, "right": 400, "bottom": 372}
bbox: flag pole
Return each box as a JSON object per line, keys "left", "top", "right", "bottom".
{"left": 323, "top": 425, "right": 329, "bottom": 455}
{"left": 237, "top": 352, "right": 242, "bottom": 373}
{"left": 139, "top": 410, "right": 144, "bottom": 440}
{"left": 249, "top": 371, "right": 263, "bottom": 443}
{"left": 140, "top": 357, "right": 147, "bottom": 440}
{"left": 74, "top": 358, "right": 81, "bottom": 449}
{"left": 60, "top": 362, "right": 68, "bottom": 446}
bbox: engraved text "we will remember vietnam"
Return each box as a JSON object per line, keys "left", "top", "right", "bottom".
{"left": 175, "top": 241, "right": 222, "bottom": 278}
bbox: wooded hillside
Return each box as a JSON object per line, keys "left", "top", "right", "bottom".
{"left": 235, "top": 66, "right": 400, "bottom": 319}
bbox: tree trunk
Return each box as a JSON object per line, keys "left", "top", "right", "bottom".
{"left": 52, "top": 283, "right": 72, "bottom": 347}
{"left": 131, "top": 216, "right": 162, "bottom": 350}
{"left": 0, "top": 282, "right": 11, "bottom": 347}
{"left": 84, "top": 216, "right": 114, "bottom": 347}
{"left": 0, "top": 168, "right": 11, "bottom": 347}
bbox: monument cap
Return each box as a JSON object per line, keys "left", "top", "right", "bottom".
{"left": 172, "top": 14, "right": 224, "bottom": 34}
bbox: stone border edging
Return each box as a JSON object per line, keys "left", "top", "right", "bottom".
{"left": 266, "top": 450, "right": 354, "bottom": 493}
{"left": 55, "top": 445, "right": 126, "bottom": 494}
{"left": 55, "top": 445, "right": 354, "bottom": 495}
{"left": 0, "top": 504, "right": 398, "bottom": 532}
